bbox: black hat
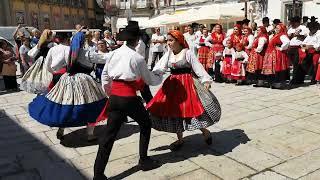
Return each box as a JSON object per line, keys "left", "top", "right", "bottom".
{"left": 118, "top": 21, "right": 141, "bottom": 41}
{"left": 262, "top": 17, "right": 269, "bottom": 23}
{"left": 290, "top": 16, "right": 301, "bottom": 23}
{"left": 236, "top": 20, "right": 244, "bottom": 25}
{"left": 303, "top": 16, "right": 309, "bottom": 20}
{"left": 310, "top": 16, "right": 318, "bottom": 22}
{"left": 273, "top": 19, "right": 281, "bottom": 25}
{"left": 307, "top": 21, "right": 319, "bottom": 30}
{"left": 242, "top": 18, "right": 250, "bottom": 24}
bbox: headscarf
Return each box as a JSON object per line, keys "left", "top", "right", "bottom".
{"left": 38, "top": 29, "right": 52, "bottom": 48}
{"left": 68, "top": 32, "right": 85, "bottom": 68}
{"left": 276, "top": 23, "right": 287, "bottom": 35}
{"left": 234, "top": 24, "right": 242, "bottom": 31}
{"left": 167, "top": 30, "right": 189, "bottom": 49}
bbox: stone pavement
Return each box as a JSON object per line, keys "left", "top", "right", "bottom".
{"left": 1, "top": 82, "right": 320, "bottom": 180}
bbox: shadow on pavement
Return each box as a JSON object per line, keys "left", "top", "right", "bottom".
{"left": 0, "top": 110, "right": 87, "bottom": 179}
{"left": 110, "top": 129, "right": 250, "bottom": 180}
{"left": 60, "top": 123, "right": 140, "bottom": 148}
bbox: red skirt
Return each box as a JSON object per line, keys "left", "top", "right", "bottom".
{"left": 146, "top": 73, "right": 204, "bottom": 118}
{"left": 222, "top": 56, "right": 232, "bottom": 78}
{"left": 316, "top": 65, "right": 320, "bottom": 81}
{"left": 207, "top": 44, "right": 224, "bottom": 69}
{"left": 198, "top": 46, "right": 210, "bottom": 71}
{"left": 231, "top": 59, "right": 246, "bottom": 80}
{"left": 247, "top": 50, "right": 264, "bottom": 73}
{"left": 262, "top": 48, "right": 289, "bottom": 75}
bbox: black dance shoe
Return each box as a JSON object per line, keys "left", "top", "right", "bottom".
{"left": 138, "top": 157, "right": 162, "bottom": 171}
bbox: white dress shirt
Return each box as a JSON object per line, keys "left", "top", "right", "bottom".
{"left": 151, "top": 33, "right": 165, "bottom": 52}
{"left": 101, "top": 45, "right": 163, "bottom": 96}
{"left": 234, "top": 51, "right": 249, "bottom": 63}
{"left": 279, "top": 35, "right": 290, "bottom": 51}
{"left": 135, "top": 39, "right": 146, "bottom": 58}
{"left": 45, "top": 44, "right": 70, "bottom": 73}
{"left": 302, "top": 31, "right": 320, "bottom": 50}
{"left": 152, "top": 48, "right": 213, "bottom": 84}
{"left": 246, "top": 34, "right": 255, "bottom": 50}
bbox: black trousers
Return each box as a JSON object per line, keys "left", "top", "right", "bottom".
{"left": 94, "top": 95, "right": 152, "bottom": 177}
{"left": 141, "top": 85, "right": 153, "bottom": 104}
{"left": 151, "top": 52, "right": 163, "bottom": 70}
{"left": 3, "top": 76, "right": 18, "bottom": 90}
{"left": 288, "top": 48, "right": 305, "bottom": 84}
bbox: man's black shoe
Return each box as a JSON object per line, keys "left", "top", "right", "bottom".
{"left": 138, "top": 157, "right": 162, "bottom": 171}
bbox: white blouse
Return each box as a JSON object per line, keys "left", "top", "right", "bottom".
{"left": 255, "top": 37, "right": 268, "bottom": 53}
{"left": 101, "top": 45, "right": 163, "bottom": 95}
{"left": 233, "top": 51, "right": 249, "bottom": 63}
{"left": 302, "top": 31, "right": 320, "bottom": 50}
{"left": 152, "top": 48, "right": 213, "bottom": 84}
{"left": 279, "top": 35, "right": 290, "bottom": 51}
{"left": 246, "top": 34, "right": 255, "bottom": 50}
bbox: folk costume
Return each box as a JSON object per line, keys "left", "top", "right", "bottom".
{"left": 262, "top": 24, "right": 290, "bottom": 89}
{"left": 222, "top": 46, "right": 236, "bottom": 80}
{"left": 94, "top": 21, "right": 163, "bottom": 180}
{"left": 205, "top": 26, "right": 225, "bottom": 73}
{"left": 196, "top": 33, "right": 210, "bottom": 71}
{"left": 28, "top": 32, "right": 108, "bottom": 127}
{"left": 242, "top": 27, "right": 255, "bottom": 54}
{"left": 20, "top": 30, "right": 53, "bottom": 94}
{"left": 302, "top": 28, "right": 320, "bottom": 84}
{"left": 247, "top": 26, "right": 269, "bottom": 85}
{"left": 146, "top": 30, "right": 221, "bottom": 134}
{"left": 231, "top": 44, "right": 249, "bottom": 83}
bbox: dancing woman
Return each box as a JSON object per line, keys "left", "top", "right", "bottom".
{"left": 147, "top": 30, "right": 221, "bottom": 151}
{"left": 28, "top": 31, "right": 108, "bottom": 129}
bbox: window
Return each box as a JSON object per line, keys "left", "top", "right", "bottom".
{"left": 136, "top": 0, "right": 147, "bottom": 8}
{"left": 284, "top": 1, "right": 302, "bottom": 24}
{"left": 120, "top": 0, "right": 130, "bottom": 9}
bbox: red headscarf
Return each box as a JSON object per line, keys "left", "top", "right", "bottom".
{"left": 276, "top": 23, "right": 287, "bottom": 35}
{"left": 168, "top": 30, "right": 189, "bottom": 48}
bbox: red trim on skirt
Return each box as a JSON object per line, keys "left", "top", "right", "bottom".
{"left": 146, "top": 73, "right": 204, "bottom": 118}
{"left": 222, "top": 56, "right": 232, "bottom": 77}
{"left": 48, "top": 68, "right": 67, "bottom": 90}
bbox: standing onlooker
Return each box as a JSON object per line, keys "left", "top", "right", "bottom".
{"left": 19, "top": 38, "right": 33, "bottom": 73}
{"left": 251, "top": 22, "right": 258, "bottom": 37}
{"left": 0, "top": 39, "right": 18, "bottom": 91}
{"left": 150, "top": 27, "right": 166, "bottom": 70}
{"left": 184, "top": 25, "right": 197, "bottom": 56}
{"left": 103, "top": 30, "right": 118, "bottom": 51}
{"left": 92, "top": 31, "right": 101, "bottom": 47}
{"left": 196, "top": 28, "right": 210, "bottom": 71}
{"left": 30, "top": 28, "right": 41, "bottom": 48}
{"left": 95, "top": 40, "right": 108, "bottom": 82}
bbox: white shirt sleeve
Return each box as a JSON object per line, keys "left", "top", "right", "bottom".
{"left": 135, "top": 57, "right": 163, "bottom": 86}
{"left": 101, "top": 60, "right": 112, "bottom": 96}
{"left": 27, "top": 45, "right": 40, "bottom": 58}
{"left": 186, "top": 50, "right": 213, "bottom": 84}
{"left": 242, "top": 51, "right": 249, "bottom": 63}
{"left": 256, "top": 37, "right": 267, "bottom": 53}
{"left": 45, "top": 48, "right": 54, "bottom": 73}
{"left": 279, "top": 35, "right": 290, "bottom": 51}
{"left": 204, "top": 35, "right": 213, "bottom": 48}
{"left": 152, "top": 51, "right": 169, "bottom": 73}
{"left": 195, "top": 37, "right": 201, "bottom": 49}
{"left": 231, "top": 49, "right": 236, "bottom": 63}
{"left": 223, "top": 37, "right": 230, "bottom": 47}
{"left": 247, "top": 35, "right": 254, "bottom": 50}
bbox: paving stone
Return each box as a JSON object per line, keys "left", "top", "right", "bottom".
{"left": 250, "top": 171, "right": 291, "bottom": 180}
{"left": 0, "top": 157, "right": 22, "bottom": 177}
{"left": 291, "top": 119, "right": 320, "bottom": 134}
{"left": 225, "top": 143, "right": 284, "bottom": 171}
{"left": 272, "top": 148, "right": 320, "bottom": 179}
{"left": 230, "top": 115, "right": 295, "bottom": 134}
{"left": 48, "top": 144, "right": 80, "bottom": 161}
{"left": 298, "top": 169, "right": 320, "bottom": 180}
{"left": 45, "top": 129, "right": 71, "bottom": 145}
{"left": 1, "top": 169, "right": 41, "bottom": 180}
{"left": 189, "top": 150, "right": 256, "bottom": 180}
{"left": 171, "top": 168, "right": 221, "bottom": 180}
{"left": 70, "top": 153, "right": 97, "bottom": 170}
{"left": 76, "top": 145, "right": 99, "bottom": 156}
{"left": 250, "top": 124, "right": 320, "bottom": 159}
